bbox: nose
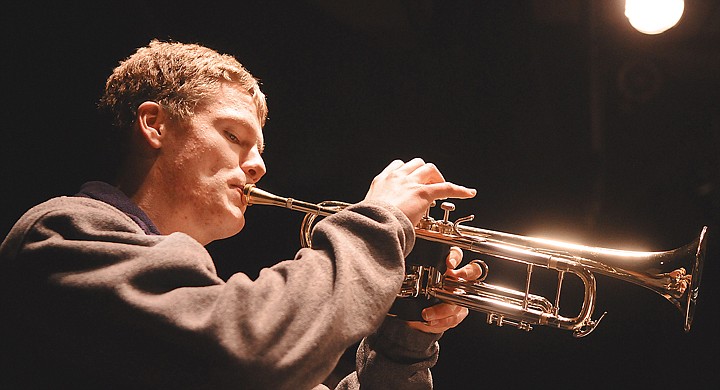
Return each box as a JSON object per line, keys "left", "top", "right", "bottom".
{"left": 242, "top": 148, "right": 266, "bottom": 184}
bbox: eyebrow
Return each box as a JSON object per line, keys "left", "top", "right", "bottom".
{"left": 214, "top": 113, "right": 265, "bottom": 153}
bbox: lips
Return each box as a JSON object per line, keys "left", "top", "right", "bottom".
{"left": 229, "top": 184, "right": 248, "bottom": 207}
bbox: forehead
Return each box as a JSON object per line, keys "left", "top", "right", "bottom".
{"left": 197, "top": 83, "right": 261, "bottom": 123}
{"left": 192, "top": 83, "right": 264, "bottom": 141}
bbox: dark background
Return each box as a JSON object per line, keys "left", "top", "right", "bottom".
{"left": 2, "top": 1, "right": 719, "bottom": 388}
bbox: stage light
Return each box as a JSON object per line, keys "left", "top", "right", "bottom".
{"left": 625, "top": 0, "right": 684, "bottom": 35}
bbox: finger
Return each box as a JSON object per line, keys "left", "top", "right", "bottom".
{"left": 446, "top": 260, "right": 484, "bottom": 280}
{"left": 422, "top": 181, "right": 477, "bottom": 200}
{"left": 446, "top": 246, "right": 463, "bottom": 270}
{"left": 379, "top": 159, "right": 405, "bottom": 176}
{"left": 421, "top": 303, "right": 465, "bottom": 322}
{"left": 393, "top": 157, "right": 427, "bottom": 175}
{"left": 408, "top": 306, "right": 470, "bottom": 333}
{"left": 427, "top": 307, "right": 469, "bottom": 328}
{"left": 406, "top": 162, "right": 445, "bottom": 184}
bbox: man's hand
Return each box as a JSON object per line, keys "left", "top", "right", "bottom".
{"left": 365, "top": 159, "right": 476, "bottom": 226}
{"left": 406, "top": 247, "right": 484, "bottom": 333}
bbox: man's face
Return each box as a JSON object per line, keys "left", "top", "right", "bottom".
{"left": 159, "top": 82, "right": 266, "bottom": 244}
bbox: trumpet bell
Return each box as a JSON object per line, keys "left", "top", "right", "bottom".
{"left": 675, "top": 226, "right": 707, "bottom": 331}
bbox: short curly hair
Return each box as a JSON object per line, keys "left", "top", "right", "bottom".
{"left": 99, "top": 39, "right": 267, "bottom": 132}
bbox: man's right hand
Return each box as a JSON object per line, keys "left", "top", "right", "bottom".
{"left": 364, "top": 158, "right": 477, "bottom": 226}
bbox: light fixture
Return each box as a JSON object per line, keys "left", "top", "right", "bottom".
{"left": 625, "top": 0, "right": 685, "bottom": 35}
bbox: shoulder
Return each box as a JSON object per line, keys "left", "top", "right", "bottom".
{"left": 19, "top": 195, "right": 140, "bottom": 233}
{"left": 1, "top": 196, "right": 144, "bottom": 258}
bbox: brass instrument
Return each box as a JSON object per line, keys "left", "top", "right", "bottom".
{"left": 242, "top": 185, "right": 707, "bottom": 337}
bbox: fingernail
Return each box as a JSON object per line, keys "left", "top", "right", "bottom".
{"left": 449, "top": 247, "right": 462, "bottom": 268}
{"left": 422, "top": 308, "right": 436, "bottom": 322}
{"left": 449, "top": 256, "right": 460, "bottom": 268}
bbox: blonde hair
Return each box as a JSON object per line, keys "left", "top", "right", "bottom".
{"left": 99, "top": 39, "right": 267, "bottom": 131}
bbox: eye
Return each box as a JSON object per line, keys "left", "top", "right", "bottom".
{"left": 225, "top": 131, "right": 240, "bottom": 144}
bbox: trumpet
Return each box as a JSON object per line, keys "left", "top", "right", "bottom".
{"left": 242, "top": 185, "right": 707, "bottom": 337}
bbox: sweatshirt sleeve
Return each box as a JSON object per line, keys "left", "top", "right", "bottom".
{"left": 333, "top": 317, "right": 442, "bottom": 390}
{"left": 0, "top": 196, "right": 415, "bottom": 389}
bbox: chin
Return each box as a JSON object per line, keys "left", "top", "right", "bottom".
{"left": 223, "top": 212, "right": 246, "bottom": 237}
{"left": 220, "top": 199, "right": 247, "bottom": 232}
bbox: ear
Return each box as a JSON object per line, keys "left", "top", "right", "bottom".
{"left": 136, "top": 101, "right": 166, "bottom": 149}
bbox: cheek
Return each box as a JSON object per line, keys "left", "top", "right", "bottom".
{"left": 172, "top": 140, "right": 224, "bottom": 180}
{"left": 179, "top": 155, "right": 237, "bottom": 208}
{"left": 164, "top": 154, "right": 216, "bottom": 204}
{"left": 166, "top": 133, "right": 240, "bottom": 205}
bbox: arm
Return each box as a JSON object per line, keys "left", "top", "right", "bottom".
{"left": 0, "top": 196, "right": 414, "bottom": 389}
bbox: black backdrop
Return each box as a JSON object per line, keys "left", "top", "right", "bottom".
{"left": 2, "top": 1, "right": 719, "bottom": 388}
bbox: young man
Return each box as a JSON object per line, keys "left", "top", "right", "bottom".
{"left": 0, "top": 40, "right": 478, "bottom": 389}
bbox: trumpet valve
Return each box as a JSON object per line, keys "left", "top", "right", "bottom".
{"left": 416, "top": 201, "right": 437, "bottom": 230}
{"left": 437, "top": 202, "right": 456, "bottom": 234}
{"left": 440, "top": 202, "right": 455, "bottom": 221}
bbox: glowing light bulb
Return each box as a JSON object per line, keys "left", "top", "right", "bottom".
{"left": 625, "top": 0, "right": 685, "bottom": 35}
